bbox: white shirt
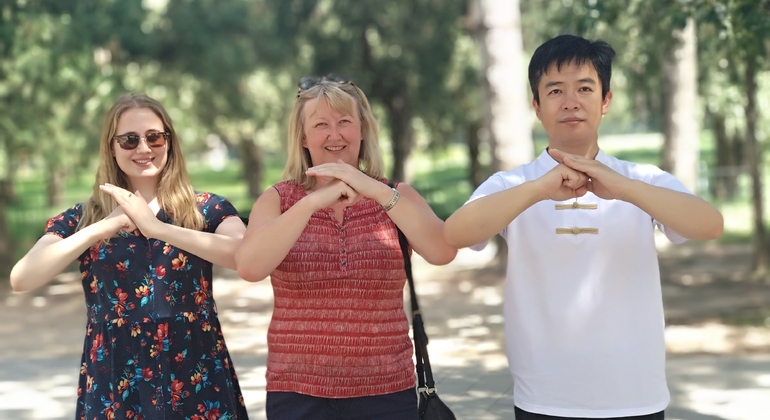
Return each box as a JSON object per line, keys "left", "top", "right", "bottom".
{"left": 469, "top": 149, "right": 689, "bottom": 417}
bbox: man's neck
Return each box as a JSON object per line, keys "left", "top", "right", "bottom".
{"left": 547, "top": 141, "right": 600, "bottom": 159}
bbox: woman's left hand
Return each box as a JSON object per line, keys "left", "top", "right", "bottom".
{"left": 100, "top": 183, "right": 162, "bottom": 238}
{"left": 306, "top": 160, "right": 388, "bottom": 199}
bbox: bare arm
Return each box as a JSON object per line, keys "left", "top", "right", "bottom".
{"left": 554, "top": 149, "right": 724, "bottom": 240}
{"left": 235, "top": 180, "right": 359, "bottom": 282}
{"left": 376, "top": 182, "right": 457, "bottom": 265}
{"left": 145, "top": 216, "right": 246, "bottom": 270}
{"left": 306, "top": 162, "right": 457, "bottom": 264}
{"left": 444, "top": 164, "right": 589, "bottom": 249}
{"left": 10, "top": 212, "right": 133, "bottom": 292}
{"left": 99, "top": 184, "right": 247, "bottom": 269}
{"left": 620, "top": 181, "right": 723, "bottom": 240}
{"left": 444, "top": 181, "right": 543, "bottom": 249}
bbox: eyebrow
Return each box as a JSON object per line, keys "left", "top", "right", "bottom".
{"left": 115, "top": 129, "right": 163, "bottom": 135}
{"left": 543, "top": 78, "right": 597, "bottom": 89}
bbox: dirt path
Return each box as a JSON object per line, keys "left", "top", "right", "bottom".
{"left": 1, "top": 240, "right": 769, "bottom": 419}
{"left": 1, "top": 240, "right": 768, "bottom": 361}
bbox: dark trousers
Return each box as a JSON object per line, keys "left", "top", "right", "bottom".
{"left": 266, "top": 388, "right": 419, "bottom": 420}
{"left": 515, "top": 406, "right": 665, "bottom": 420}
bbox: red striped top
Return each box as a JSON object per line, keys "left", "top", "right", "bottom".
{"left": 265, "top": 180, "right": 415, "bottom": 398}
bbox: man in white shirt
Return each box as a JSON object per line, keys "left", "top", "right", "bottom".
{"left": 444, "top": 34, "right": 724, "bottom": 419}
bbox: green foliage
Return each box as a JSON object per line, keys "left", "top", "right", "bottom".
{"left": 2, "top": 0, "right": 768, "bottom": 270}
{"left": 276, "top": 0, "right": 474, "bottom": 178}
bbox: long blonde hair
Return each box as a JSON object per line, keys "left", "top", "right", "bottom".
{"left": 282, "top": 80, "right": 384, "bottom": 189}
{"left": 78, "top": 93, "right": 204, "bottom": 231}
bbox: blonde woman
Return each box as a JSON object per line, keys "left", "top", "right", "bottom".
{"left": 235, "top": 77, "right": 457, "bottom": 420}
{"left": 11, "top": 93, "right": 249, "bottom": 419}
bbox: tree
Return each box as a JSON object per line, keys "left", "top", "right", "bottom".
{"left": 0, "top": 1, "right": 118, "bottom": 276}
{"left": 698, "top": 12, "right": 747, "bottom": 201}
{"left": 273, "top": 0, "right": 468, "bottom": 181}
{"left": 661, "top": 17, "right": 700, "bottom": 193}
{"left": 469, "top": 0, "right": 533, "bottom": 173}
{"left": 725, "top": 0, "right": 770, "bottom": 273}
{"left": 146, "top": 0, "right": 298, "bottom": 200}
{"left": 698, "top": 0, "right": 770, "bottom": 273}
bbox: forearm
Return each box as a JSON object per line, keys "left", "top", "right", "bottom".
{"left": 623, "top": 180, "right": 724, "bottom": 240}
{"left": 10, "top": 225, "right": 104, "bottom": 292}
{"left": 235, "top": 198, "right": 316, "bottom": 282}
{"left": 384, "top": 193, "right": 457, "bottom": 265}
{"left": 150, "top": 221, "right": 243, "bottom": 270}
{"left": 445, "top": 181, "right": 544, "bottom": 249}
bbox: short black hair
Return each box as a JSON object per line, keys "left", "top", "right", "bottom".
{"left": 528, "top": 34, "right": 615, "bottom": 104}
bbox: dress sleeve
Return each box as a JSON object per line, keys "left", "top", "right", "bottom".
{"left": 196, "top": 192, "right": 240, "bottom": 233}
{"left": 44, "top": 204, "right": 83, "bottom": 239}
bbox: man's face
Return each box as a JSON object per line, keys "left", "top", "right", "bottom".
{"left": 533, "top": 61, "right": 612, "bottom": 153}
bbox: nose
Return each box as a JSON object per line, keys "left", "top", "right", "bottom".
{"left": 562, "top": 91, "right": 580, "bottom": 110}
{"left": 135, "top": 136, "right": 153, "bottom": 152}
{"left": 328, "top": 124, "right": 342, "bottom": 140}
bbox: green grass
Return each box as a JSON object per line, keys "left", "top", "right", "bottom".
{"left": 187, "top": 165, "right": 257, "bottom": 216}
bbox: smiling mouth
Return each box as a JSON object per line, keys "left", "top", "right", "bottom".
{"left": 326, "top": 146, "right": 345, "bottom": 151}
{"left": 133, "top": 158, "right": 154, "bottom": 165}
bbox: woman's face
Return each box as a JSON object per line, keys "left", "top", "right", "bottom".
{"left": 112, "top": 107, "right": 169, "bottom": 187}
{"left": 301, "top": 97, "right": 362, "bottom": 168}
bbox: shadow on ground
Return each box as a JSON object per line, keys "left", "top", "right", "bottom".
{"left": 1, "top": 241, "right": 769, "bottom": 419}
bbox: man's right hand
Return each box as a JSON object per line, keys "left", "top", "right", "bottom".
{"left": 535, "top": 164, "right": 589, "bottom": 202}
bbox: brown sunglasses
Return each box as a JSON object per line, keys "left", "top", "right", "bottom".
{"left": 297, "top": 74, "right": 354, "bottom": 97}
{"left": 113, "top": 132, "right": 170, "bottom": 150}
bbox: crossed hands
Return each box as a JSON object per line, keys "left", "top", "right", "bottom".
{"left": 304, "top": 160, "right": 386, "bottom": 210}
{"left": 99, "top": 183, "right": 161, "bottom": 240}
{"left": 540, "top": 149, "right": 630, "bottom": 202}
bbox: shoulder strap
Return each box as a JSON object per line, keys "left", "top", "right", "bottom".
{"left": 389, "top": 182, "right": 436, "bottom": 391}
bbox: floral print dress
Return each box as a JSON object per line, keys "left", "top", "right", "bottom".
{"left": 45, "top": 193, "right": 249, "bottom": 420}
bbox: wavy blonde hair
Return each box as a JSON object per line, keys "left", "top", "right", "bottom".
{"left": 282, "top": 80, "right": 384, "bottom": 190}
{"left": 78, "top": 93, "right": 204, "bottom": 232}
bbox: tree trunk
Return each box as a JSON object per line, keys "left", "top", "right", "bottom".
{"left": 709, "top": 110, "right": 741, "bottom": 201}
{"left": 743, "top": 58, "right": 768, "bottom": 274}
{"left": 386, "top": 93, "right": 413, "bottom": 182}
{"left": 661, "top": 17, "right": 699, "bottom": 192}
{"left": 468, "top": 0, "right": 530, "bottom": 264}
{"left": 46, "top": 165, "right": 65, "bottom": 208}
{"left": 238, "top": 139, "right": 263, "bottom": 200}
{"left": 0, "top": 180, "right": 12, "bottom": 280}
{"left": 4, "top": 160, "right": 17, "bottom": 203}
{"left": 467, "top": 122, "right": 484, "bottom": 188}
{"left": 474, "top": 0, "right": 532, "bottom": 173}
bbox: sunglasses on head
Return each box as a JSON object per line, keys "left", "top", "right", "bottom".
{"left": 297, "top": 74, "right": 354, "bottom": 97}
{"left": 113, "top": 131, "right": 170, "bottom": 150}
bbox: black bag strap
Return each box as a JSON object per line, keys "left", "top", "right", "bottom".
{"left": 389, "top": 182, "right": 437, "bottom": 393}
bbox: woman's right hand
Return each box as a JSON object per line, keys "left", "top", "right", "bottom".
{"left": 306, "top": 179, "right": 360, "bottom": 210}
{"left": 237, "top": 182, "right": 353, "bottom": 282}
{"left": 101, "top": 206, "right": 137, "bottom": 240}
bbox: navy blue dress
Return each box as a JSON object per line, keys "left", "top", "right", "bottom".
{"left": 45, "top": 192, "right": 249, "bottom": 419}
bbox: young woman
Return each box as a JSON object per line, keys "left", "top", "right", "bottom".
{"left": 10, "top": 93, "right": 250, "bottom": 419}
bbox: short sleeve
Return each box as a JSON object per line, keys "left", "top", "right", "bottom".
{"left": 649, "top": 170, "right": 691, "bottom": 244}
{"left": 45, "top": 204, "right": 83, "bottom": 239}
{"left": 196, "top": 192, "right": 240, "bottom": 233}
{"left": 465, "top": 172, "right": 517, "bottom": 251}
{"left": 467, "top": 171, "right": 518, "bottom": 204}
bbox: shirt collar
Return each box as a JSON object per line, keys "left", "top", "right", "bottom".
{"left": 536, "top": 148, "right": 608, "bottom": 170}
